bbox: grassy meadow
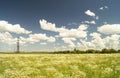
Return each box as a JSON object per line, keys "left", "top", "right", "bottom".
{"left": 0, "top": 54, "right": 120, "bottom": 78}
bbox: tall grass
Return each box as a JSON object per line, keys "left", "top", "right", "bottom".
{"left": 0, "top": 54, "right": 120, "bottom": 78}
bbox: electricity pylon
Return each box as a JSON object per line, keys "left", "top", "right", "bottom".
{"left": 16, "top": 37, "right": 20, "bottom": 53}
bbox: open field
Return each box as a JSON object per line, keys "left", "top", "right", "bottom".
{"left": 0, "top": 54, "right": 120, "bottom": 78}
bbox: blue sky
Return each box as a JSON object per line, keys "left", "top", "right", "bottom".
{"left": 0, "top": 0, "right": 120, "bottom": 52}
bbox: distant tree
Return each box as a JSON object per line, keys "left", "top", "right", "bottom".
{"left": 86, "top": 49, "right": 100, "bottom": 53}
{"left": 118, "top": 50, "right": 120, "bottom": 53}
{"left": 74, "top": 48, "right": 77, "bottom": 51}
{"left": 73, "top": 48, "right": 79, "bottom": 53}
{"left": 86, "top": 49, "right": 95, "bottom": 53}
{"left": 101, "top": 48, "right": 109, "bottom": 53}
{"left": 78, "top": 51, "right": 83, "bottom": 53}
{"left": 109, "top": 49, "right": 117, "bottom": 53}
{"left": 95, "top": 50, "right": 101, "bottom": 53}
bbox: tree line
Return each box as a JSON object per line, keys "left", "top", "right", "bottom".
{"left": 53, "top": 48, "right": 120, "bottom": 54}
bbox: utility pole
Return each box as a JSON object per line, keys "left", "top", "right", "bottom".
{"left": 17, "top": 37, "right": 20, "bottom": 53}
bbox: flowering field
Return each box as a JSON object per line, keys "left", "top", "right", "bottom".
{"left": 0, "top": 54, "right": 120, "bottom": 78}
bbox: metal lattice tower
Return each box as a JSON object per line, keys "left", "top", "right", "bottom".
{"left": 17, "top": 37, "right": 20, "bottom": 53}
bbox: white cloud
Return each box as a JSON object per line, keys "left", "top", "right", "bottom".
{"left": 80, "top": 39, "right": 96, "bottom": 50}
{"left": 59, "top": 28, "right": 87, "bottom": 38}
{"left": 39, "top": 19, "right": 57, "bottom": 32}
{"left": 0, "top": 32, "right": 29, "bottom": 45}
{"left": 40, "top": 19, "right": 68, "bottom": 32}
{"left": 79, "top": 33, "right": 105, "bottom": 50}
{"left": 79, "top": 32, "right": 120, "bottom": 50}
{"left": 90, "top": 32, "right": 101, "bottom": 39}
{"left": 40, "top": 19, "right": 88, "bottom": 38}
{"left": 108, "top": 35, "right": 120, "bottom": 49}
{"left": 105, "top": 6, "right": 108, "bottom": 9}
{"left": 90, "top": 32, "right": 105, "bottom": 49}
{"left": 99, "top": 6, "right": 108, "bottom": 10}
{"left": 84, "top": 21, "right": 96, "bottom": 24}
{"left": 85, "top": 10, "right": 99, "bottom": 20}
{"left": 47, "top": 36, "right": 56, "bottom": 42}
{"left": 103, "top": 35, "right": 120, "bottom": 49}
{"left": 40, "top": 42, "right": 47, "bottom": 45}
{"left": 61, "top": 24, "right": 88, "bottom": 38}
{"left": 67, "top": 22, "right": 78, "bottom": 26}
{"left": 20, "top": 33, "right": 56, "bottom": 44}
{"left": 85, "top": 10, "right": 96, "bottom": 17}
{"left": 100, "top": 7, "right": 104, "bottom": 10}
{"left": 62, "top": 38, "right": 76, "bottom": 48}
{"left": 95, "top": 16, "right": 99, "bottom": 20}
{"left": 0, "top": 20, "right": 32, "bottom": 34}
{"left": 77, "top": 32, "right": 110, "bottom": 50}
{"left": 0, "top": 32, "right": 17, "bottom": 45}
{"left": 98, "top": 24, "right": 120, "bottom": 34}
{"left": 39, "top": 19, "right": 88, "bottom": 48}
{"left": 39, "top": 19, "right": 120, "bottom": 50}
{"left": 77, "top": 24, "right": 88, "bottom": 31}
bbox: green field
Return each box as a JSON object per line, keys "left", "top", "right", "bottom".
{"left": 0, "top": 54, "right": 120, "bottom": 78}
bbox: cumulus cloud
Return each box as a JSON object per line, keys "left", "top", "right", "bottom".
{"left": 59, "top": 24, "right": 88, "bottom": 39}
{"left": 98, "top": 24, "right": 120, "bottom": 34}
{"left": 80, "top": 39, "right": 96, "bottom": 50}
{"left": 0, "top": 20, "right": 56, "bottom": 45}
{"left": 40, "top": 19, "right": 68, "bottom": 32}
{"left": 20, "top": 33, "right": 56, "bottom": 44}
{"left": 39, "top": 19, "right": 87, "bottom": 48}
{"left": 85, "top": 10, "right": 96, "bottom": 17}
{"left": 59, "top": 28, "right": 87, "bottom": 38}
{"left": 103, "top": 34, "right": 120, "bottom": 49}
{"left": 39, "top": 19, "right": 120, "bottom": 50}
{"left": 39, "top": 19, "right": 88, "bottom": 48}
{"left": 62, "top": 38, "right": 76, "bottom": 48}
{"left": 90, "top": 32, "right": 101, "bottom": 39}
{"left": 39, "top": 19, "right": 57, "bottom": 32}
{"left": 0, "top": 32, "right": 17, "bottom": 45}
{"left": 90, "top": 32, "right": 105, "bottom": 49}
{"left": 85, "top": 10, "right": 99, "bottom": 20}
{"left": 0, "top": 21, "right": 32, "bottom": 34}
{"left": 77, "top": 24, "right": 88, "bottom": 31}
{"left": 78, "top": 32, "right": 120, "bottom": 50}
{"left": 39, "top": 19, "right": 88, "bottom": 38}
{"left": 78, "top": 33, "right": 104, "bottom": 50}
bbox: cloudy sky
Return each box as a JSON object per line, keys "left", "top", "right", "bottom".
{"left": 0, "top": 0, "right": 120, "bottom": 52}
